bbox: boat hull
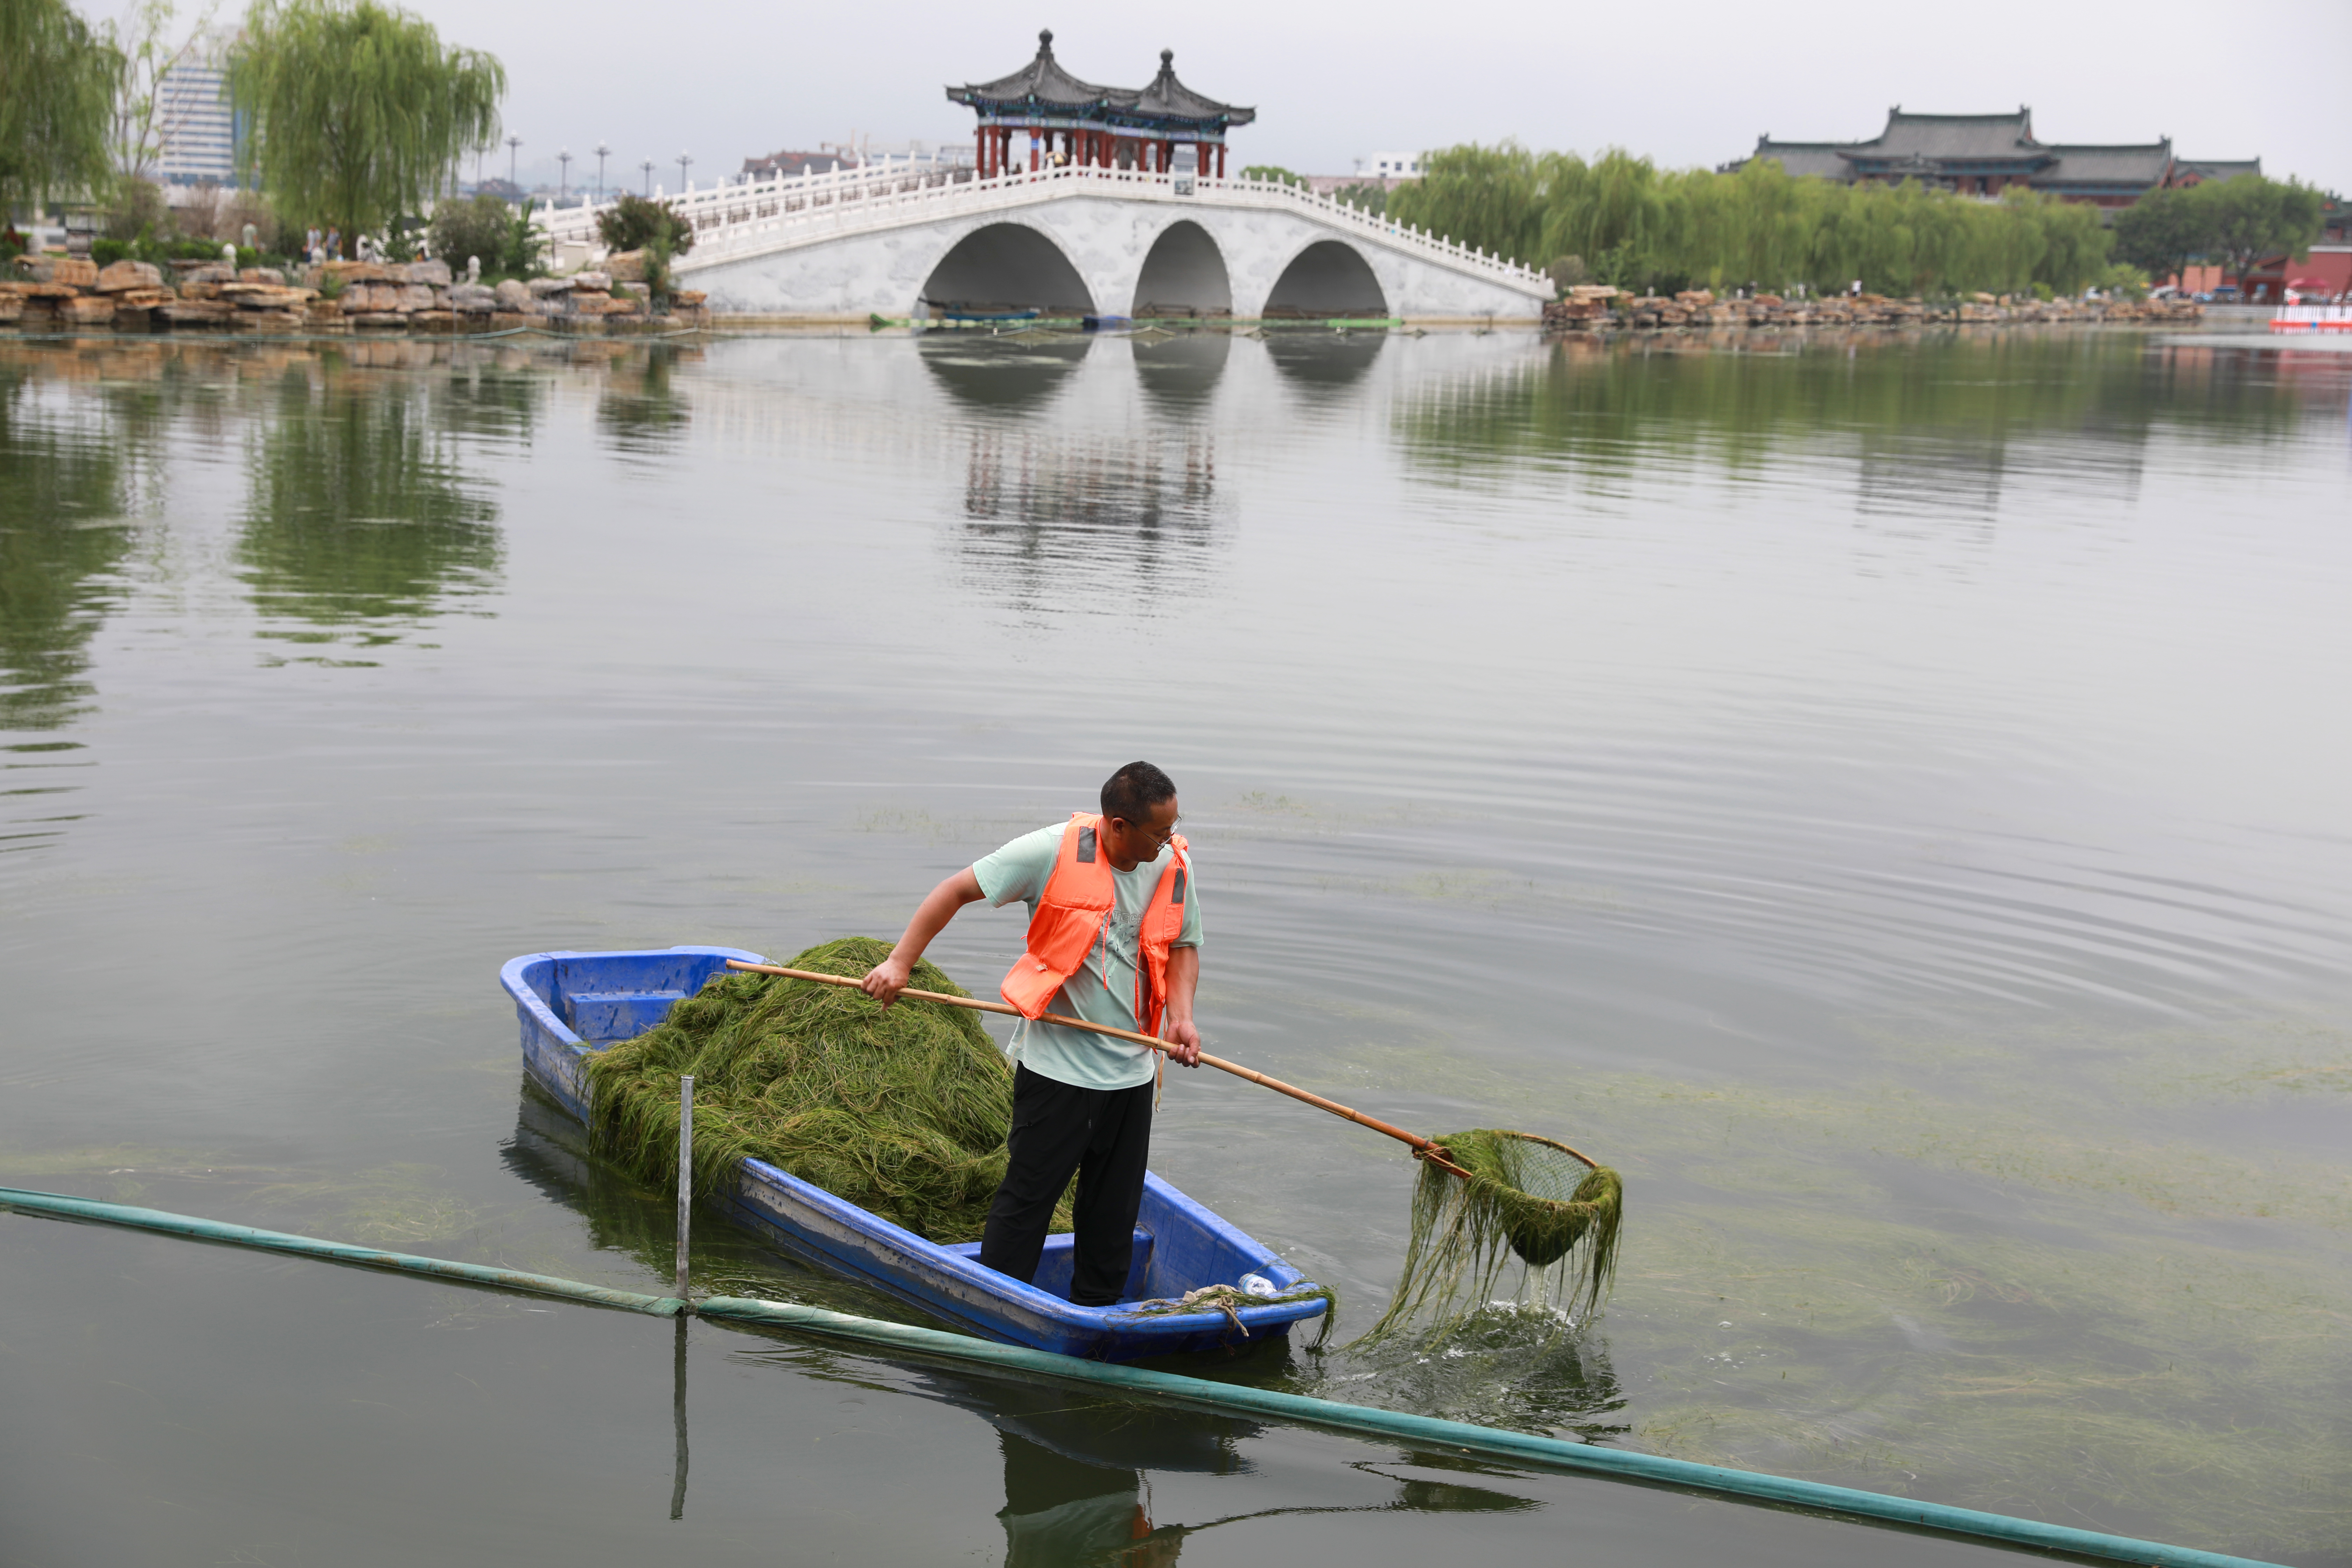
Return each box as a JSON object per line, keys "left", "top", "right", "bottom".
{"left": 501, "top": 947, "right": 1329, "bottom": 1359}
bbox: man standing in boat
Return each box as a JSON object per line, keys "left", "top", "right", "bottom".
{"left": 861, "top": 762, "right": 1202, "bottom": 1306}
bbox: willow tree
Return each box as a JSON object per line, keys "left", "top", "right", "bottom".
{"left": 0, "top": 0, "right": 122, "bottom": 218}
{"left": 230, "top": 0, "right": 503, "bottom": 238}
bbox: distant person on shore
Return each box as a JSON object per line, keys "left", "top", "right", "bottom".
{"left": 325, "top": 226, "right": 341, "bottom": 261}
{"left": 1849, "top": 278, "right": 1862, "bottom": 298}
{"left": 304, "top": 227, "right": 321, "bottom": 264}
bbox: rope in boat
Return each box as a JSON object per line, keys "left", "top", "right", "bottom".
{"left": 0, "top": 1182, "right": 2282, "bottom": 1568}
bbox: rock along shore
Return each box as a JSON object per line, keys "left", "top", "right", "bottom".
{"left": 0, "top": 254, "right": 707, "bottom": 334}
{"left": 1544, "top": 285, "right": 2202, "bottom": 332}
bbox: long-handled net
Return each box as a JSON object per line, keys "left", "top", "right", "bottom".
{"left": 713, "top": 956, "right": 1624, "bottom": 1347}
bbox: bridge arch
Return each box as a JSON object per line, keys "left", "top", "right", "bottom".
{"left": 920, "top": 222, "right": 1096, "bottom": 316}
{"left": 1130, "top": 220, "right": 1231, "bottom": 318}
{"left": 1261, "top": 239, "right": 1388, "bottom": 320}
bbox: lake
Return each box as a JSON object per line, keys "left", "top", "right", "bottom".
{"left": 1, "top": 323, "right": 2346, "bottom": 1567}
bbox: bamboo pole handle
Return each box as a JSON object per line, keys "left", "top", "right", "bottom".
{"left": 723, "top": 960, "right": 1474, "bottom": 1179}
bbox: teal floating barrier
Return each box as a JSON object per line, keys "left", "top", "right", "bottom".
{"left": 0, "top": 1185, "right": 2280, "bottom": 1568}
{"left": 0, "top": 1184, "right": 686, "bottom": 1317}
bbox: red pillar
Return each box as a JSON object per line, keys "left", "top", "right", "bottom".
{"left": 1216, "top": 144, "right": 1225, "bottom": 179}
{"left": 1028, "top": 132, "right": 1038, "bottom": 173}
{"left": 978, "top": 126, "right": 990, "bottom": 179}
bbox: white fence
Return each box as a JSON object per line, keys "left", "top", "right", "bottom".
{"left": 534, "top": 159, "right": 1548, "bottom": 292}
{"left": 2270, "top": 304, "right": 2352, "bottom": 334}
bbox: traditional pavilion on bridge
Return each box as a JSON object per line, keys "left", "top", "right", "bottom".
{"left": 948, "top": 31, "right": 1254, "bottom": 181}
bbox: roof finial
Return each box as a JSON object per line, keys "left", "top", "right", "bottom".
{"left": 1039, "top": 27, "right": 1053, "bottom": 51}
{"left": 1161, "top": 47, "right": 1174, "bottom": 67}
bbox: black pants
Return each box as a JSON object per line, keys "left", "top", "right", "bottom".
{"left": 980, "top": 1064, "right": 1153, "bottom": 1307}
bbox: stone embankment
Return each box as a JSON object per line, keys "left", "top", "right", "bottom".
{"left": 0, "top": 253, "right": 705, "bottom": 333}
{"left": 1543, "top": 286, "right": 2203, "bottom": 331}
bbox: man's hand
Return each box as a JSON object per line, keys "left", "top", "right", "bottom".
{"left": 1163, "top": 1016, "right": 1202, "bottom": 1068}
{"left": 861, "top": 957, "right": 912, "bottom": 1009}
{"left": 862, "top": 868, "right": 986, "bottom": 1010}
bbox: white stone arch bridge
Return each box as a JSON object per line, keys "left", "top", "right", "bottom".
{"left": 539, "top": 161, "right": 1548, "bottom": 323}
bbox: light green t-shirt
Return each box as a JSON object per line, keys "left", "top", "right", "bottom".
{"left": 971, "top": 821, "right": 1204, "bottom": 1091}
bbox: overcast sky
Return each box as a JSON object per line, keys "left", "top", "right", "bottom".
{"left": 102, "top": 0, "right": 2352, "bottom": 197}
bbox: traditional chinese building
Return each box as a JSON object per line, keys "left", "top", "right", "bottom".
{"left": 947, "top": 31, "right": 1254, "bottom": 181}
{"left": 1732, "top": 108, "right": 2259, "bottom": 210}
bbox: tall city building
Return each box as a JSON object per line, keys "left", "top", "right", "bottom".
{"left": 154, "top": 57, "right": 240, "bottom": 184}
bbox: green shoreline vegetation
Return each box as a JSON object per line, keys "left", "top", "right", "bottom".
{"left": 1384, "top": 143, "right": 2329, "bottom": 301}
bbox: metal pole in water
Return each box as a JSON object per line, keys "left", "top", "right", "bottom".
{"left": 674, "top": 1075, "right": 693, "bottom": 1302}
{"left": 669, "top": 1313, "right": 690, "bottom": 1520}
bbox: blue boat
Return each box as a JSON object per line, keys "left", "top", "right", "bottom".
{"left": 500, "top": 946, "right": 1332, "bottom": 1360}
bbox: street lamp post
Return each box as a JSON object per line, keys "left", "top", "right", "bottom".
{"left": 558, "top": 148, "right": 573, "bottom": 199}
{"left": 640, "top": 158, "right": 656, "bottom": 197}
{"left": 594, "top": 142, "right": 610, "bottom": 202}
{"left": 676, "top": 152, "right": 693, "bottom": 193}
{"left": 506, "top": 134, "right": 523, "bottom": 189}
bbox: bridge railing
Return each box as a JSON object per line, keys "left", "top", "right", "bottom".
{"left": 535, "top": 161, "right": 1548, "bottom": 292}
{"left": 535, "top": 151, "right": 977, "bottom": 249}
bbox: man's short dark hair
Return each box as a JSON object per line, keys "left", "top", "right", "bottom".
{"left": 1101, "top": 761, "right": 1176, "bottom": 822}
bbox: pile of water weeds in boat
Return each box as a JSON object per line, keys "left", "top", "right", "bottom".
{"left": 584, "top": 937, "right": 1057, "bottom": 1243}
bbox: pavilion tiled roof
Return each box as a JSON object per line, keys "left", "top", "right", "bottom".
{"left": 1132, "top": 49, "right": 1255, "bottom": 129}
{"left": 949, "top": 30, "right": 1130, "bottom": 113}
{"left": 947, "top": 34, "right": 1253, "bottom": 130}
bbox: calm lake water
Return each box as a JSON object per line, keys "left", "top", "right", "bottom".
{"left": 2, "top": 325, "right": 2347, "bottom": 1567}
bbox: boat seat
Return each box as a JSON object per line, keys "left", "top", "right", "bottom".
{"left": 942, "top": 1228, "right": 1155, "bottom": 1303}
{"left": 565, "top": 989, "right": 688, "bottom": 1042}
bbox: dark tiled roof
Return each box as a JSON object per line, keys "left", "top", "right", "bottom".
{"left": 1747, "top": 140, "right": 1849, "bottom": 180}
{"left": 741, "top": 149, "right": 855, "bottom": 178}
{"left": 1132, "top": 49, "right": 1255, "bottom": 128}
{"left": 2176, "top": 158, "right": 2262, "bottom": 182}
{"left": 1850, "top": 110, "right": 2042, "bottom": 162}
{"left": 1742, "top": 108, "right": 2193, "bottom": 195}
{"left": 2040, "top": 144, "right": 2174, "bottom": 186}
{"left": 948, "top": 30, "right": 1130, "bottom": 112}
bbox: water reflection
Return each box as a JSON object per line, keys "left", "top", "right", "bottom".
{"left": 920, "top": 334, "right": 1095, "bottom": 412}
{"left": 595, "top": 343, "right": 700, "bottom": 456}
{"left": 959, "top": 426, "right": 1223, "bottom": 619}
{"left": 1131, "top": 332, "right": 1231, "bottom": 418}
{"left": 1262, "top": 330, "right": 1387, "bottom": 396}
{"left": 239, "top": 360, "right": 502, "bottom": 657}
{"left": 0, "top": 365, "right": 135, "bottom": 734}
{"left": 1395, "top": 331, "right": 2324, "bottom": 514}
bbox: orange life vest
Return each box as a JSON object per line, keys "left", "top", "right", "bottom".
{"left": 1000, "top": 812, "right": 1192, "bottom": 1036}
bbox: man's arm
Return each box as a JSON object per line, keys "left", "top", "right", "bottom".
{"left": 860, "top": 867, "right": 986, "bottom": 1007}
{"left": 1162, "top": 944, "right": 1202, "bottom": 1067}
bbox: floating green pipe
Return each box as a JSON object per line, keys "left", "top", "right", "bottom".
{"left": 0, "top": 1185, "right": 686, "bottom": 1317}
{"left": 0, "top": 1185, "right": 2280, "bottom": 1568}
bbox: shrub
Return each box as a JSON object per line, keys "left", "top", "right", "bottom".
{"left": 428, "top": 192, "right": 514, "bottom": 274}
{"left": 594, "top": 192, "right": 693, "bottom": 257}
{"left": 2095, "top": 261, "right": 2150, "bottom": 300}
{"left": 104, "top": 178, "right": 169, "bottom": 243}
